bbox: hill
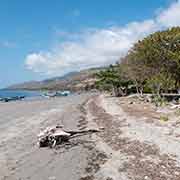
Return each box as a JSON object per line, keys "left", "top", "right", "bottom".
{"left": 8, "top": 68, "right": 104, "bottom": 91}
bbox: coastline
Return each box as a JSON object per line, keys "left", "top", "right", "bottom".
{"left": 2, "top": 93, "right": 180, "bottom": 180}
{"left": 0, "top": 93, "right": 94, "bottom": 180}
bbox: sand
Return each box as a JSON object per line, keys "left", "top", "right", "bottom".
{"left": 0, "top": 93, "right": 93, "bottom": 180}
{"left": 2, "top": 92, "right": 180, "bottom": 180}
{"left": 85, "top": 94, "right": 180, "bottom": 180}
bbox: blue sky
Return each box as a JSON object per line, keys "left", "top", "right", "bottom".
{"left": 0, "top": 0, "right": 179, "bottom": 88}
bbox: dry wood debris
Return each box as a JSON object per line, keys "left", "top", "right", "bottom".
{"left": 37, "top": 125, "right": 101, "bottom": 148}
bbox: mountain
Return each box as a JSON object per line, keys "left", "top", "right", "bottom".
{"left": 8, "top": 68, "right": 104, "bottom": 91}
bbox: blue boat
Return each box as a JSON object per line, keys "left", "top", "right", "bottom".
{"left": 1, "top": 96, "right": 25, "bottom": 102}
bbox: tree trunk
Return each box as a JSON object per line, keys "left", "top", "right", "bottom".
{"left": 118, "top": 88, "right": 124, "bottom": 97}
{"left": 139, "top": 86, "right": 144, "bottom": 97}
{"left": 112, "top": 85, "right": 116, "bottom": 96}
{"left": 124, "top": 86, "right": 128, "bottom": 96}
{"left": 134, "top": 81, "right": 140, "bottom": 94}
{"left": 119, "top": 87, "right": 128, "bottom": 96}
{"left": 156, "top": 84, "right": 161, "bottom": 97}
{"left": 112, "top": 85, "right": 119, "bottom": 97}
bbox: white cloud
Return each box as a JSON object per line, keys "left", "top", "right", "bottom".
{"left": 25, "top": 0, "right": 180, "bottom": 76}
{"left": 157, "top": 0, "right": 180, "bottom": 27}
{"left": 26, "top": 20, "right": 156, "bottom": 76}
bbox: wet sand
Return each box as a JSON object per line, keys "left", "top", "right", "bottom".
{"left": 0, "top": 93, "right": 93, "bottom": 180}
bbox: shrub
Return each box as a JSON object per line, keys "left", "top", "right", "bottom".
{"left": 160, "top": 115, "right": 169, "bottom": 122}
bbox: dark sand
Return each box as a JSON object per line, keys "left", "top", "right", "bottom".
{"left": 0, "top": 93, "right": 93, "bottom": 180}
{"left": 2, "top": 93, "right": 180, "bottom": 180}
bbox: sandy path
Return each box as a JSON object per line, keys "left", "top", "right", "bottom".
{"left": 0, "top": 93, "right": 93, "bottom": 180}
{"left": 85, "top": 95, "right": 180, "bottom": 180}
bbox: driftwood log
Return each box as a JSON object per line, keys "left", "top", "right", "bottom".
{"left": 37, "top": 125, "right": 100, "bottom": 148}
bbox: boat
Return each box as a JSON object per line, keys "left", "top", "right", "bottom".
{"left": 2, "top": 96, "right": 25, "bottom": 102}
{"left": 56, "top": 91, "right": 71, "bottom": 96}
{"left": 43, "top": 92, "right": 57, "bottom": 98}
{"left": 43, "top": 91, "right": 71, "bottom": 98}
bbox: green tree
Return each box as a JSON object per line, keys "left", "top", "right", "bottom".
{"left": 122, "top": 27, "right": 180, "bottom": 95}
{"left": 95, "top": 64, "right": 132, "bottom": 96}
{"left": 147, "top": 73, "right": 175, "bottom": 95}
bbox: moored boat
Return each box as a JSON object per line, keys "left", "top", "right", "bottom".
{"left": 43, "top": 91, "right": 71, "bottom": 98}
{"left": 56, "top": 90, "right": 71, "bottom": 96}
{"left": 1, "top": 96, "right": 25, "bottom": 102}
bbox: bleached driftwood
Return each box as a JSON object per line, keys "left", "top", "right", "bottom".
{"left": 170, "top": 104, "right": 180, "bottom": 109}
{"left": 37, "top": 125, "right": 100, "bottom": 148}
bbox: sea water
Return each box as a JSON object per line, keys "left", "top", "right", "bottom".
{"left": 0, "top": 90, "right": 42, "bottom": 99}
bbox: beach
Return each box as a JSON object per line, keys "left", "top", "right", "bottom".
{"left": 2, "top": 93, "right": 180, "bottom": 180}
{"left": 84, "top": 94, "right": 180, "bottom": 180}
{"left": 0, "top": 93, "right": 94, "bottom": 180}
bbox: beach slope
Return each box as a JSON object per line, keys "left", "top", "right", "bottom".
{"left": 0, "top": 93, "right": 93, "bottom": 180}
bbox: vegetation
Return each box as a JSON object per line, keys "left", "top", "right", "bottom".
{"left": 96, "top": 27, "right": 180, "bottom": 97}
{"left": 9, "top": 27, "right": 180, "bottom": 98}
{"left": 95, "top": 64, "right": 132, "bottom": 96}
{"left": 160, "top": 115, "right": 169, "bottom": 122}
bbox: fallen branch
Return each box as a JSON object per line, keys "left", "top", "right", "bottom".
{"left": 37, "top": 125, "right": 101, "bottom": 148}
{"left": 170, "top": 104, "right": 180, "bottom": 109}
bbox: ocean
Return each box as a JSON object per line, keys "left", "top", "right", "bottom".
{"left": 0, "top": 90, "right": 42, "bottom": 99}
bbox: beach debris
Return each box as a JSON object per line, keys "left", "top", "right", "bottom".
{"left": 129, "top": 101, "right": 134, "bottom": 105}
{"left": 170, "top": 104, "right": 180, "bottom": 109}
{"left": 37, "top": 125, "right": 101, "bottom": 148}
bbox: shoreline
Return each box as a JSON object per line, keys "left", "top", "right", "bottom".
{"left": 1, "top": 93, "right": 180, "bottom": 179}
{"left": 0, "top": 93, "right": 94, "bottom": 180}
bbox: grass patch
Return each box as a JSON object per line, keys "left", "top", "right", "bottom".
{"left": 175, "top": 109, "right": 180, "bottom": 116}
{"left": 152, "top": 96, "right": 168, "bottom": 107}
{"left": 160, "top": 115, "right": 169, "bottom": 122}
